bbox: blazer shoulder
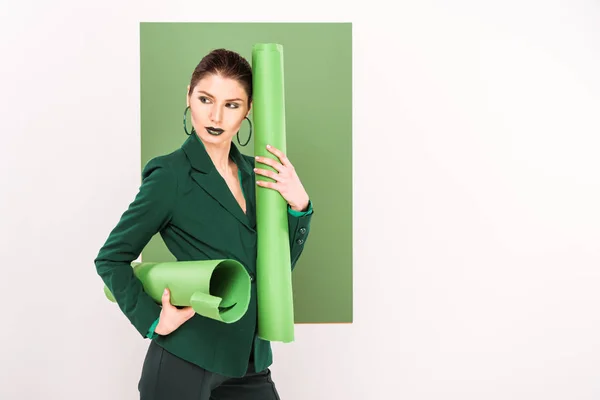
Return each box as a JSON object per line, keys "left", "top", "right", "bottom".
{"left": 241, "top": 154, "right": 254, "bottom": 164}
{"left": 241, "top": 154, "right": 256, "bottom": 171}
{"left": 142, "top": 147, "right": 189, "bottom": 177}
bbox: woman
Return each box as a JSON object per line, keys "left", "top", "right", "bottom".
{"left": 95, "top": 48, "right": 313, "bottom": 399}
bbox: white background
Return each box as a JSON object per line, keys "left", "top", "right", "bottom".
{"left": 2, "top": 0, "right": 600, "bottom": 399}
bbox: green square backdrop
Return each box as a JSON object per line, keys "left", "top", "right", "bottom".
{"left": 140, "top": 22, "right": 352, "bottom": 324}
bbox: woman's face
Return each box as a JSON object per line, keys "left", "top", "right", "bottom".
{"left": 187, "top": 73, "right": 251, "bottom": 146}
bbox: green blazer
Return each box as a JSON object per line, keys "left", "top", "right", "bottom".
{"left": 95, "top": 132, "right": 313, "bottom": 377}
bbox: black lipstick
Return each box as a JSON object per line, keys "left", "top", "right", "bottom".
{"left": 206, "top": 127, "right": 224, "bottom": 136}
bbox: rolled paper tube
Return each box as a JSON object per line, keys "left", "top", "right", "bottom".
{"left": 252, "top": 43, "right": 295, "bottom": 343}
{"left": 103, "top": 259, "right": 251, "bottom": 324}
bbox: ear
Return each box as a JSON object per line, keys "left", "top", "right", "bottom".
{"left": 246, "top": 100, "right": 252, "bottom": 118}
{"left": 186, "top": 85, "right": 191, "bottom": 107}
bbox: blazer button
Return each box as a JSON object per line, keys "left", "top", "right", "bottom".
{"left": 250, "top": 273, "right": 255, "bottom": 282}
{"left": 299, "top": 227, "right": 307, "bottom": 234}
{"left": 296, "top": 238, "right": 304, "bottom": 245}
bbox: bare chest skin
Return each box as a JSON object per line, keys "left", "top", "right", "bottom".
{"left": 219, "top": 161, "right": 247, "bottom": 214}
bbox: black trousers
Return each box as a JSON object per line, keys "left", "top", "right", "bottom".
{"left": 138, "top": 340, "right": 281, "bottom": 400}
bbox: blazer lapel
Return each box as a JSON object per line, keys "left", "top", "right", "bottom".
{"left": 182, "top": 133, "right": 254, "bottom": 231}
{"left": 190, "top": 171, "right": 252, "bottom": 229}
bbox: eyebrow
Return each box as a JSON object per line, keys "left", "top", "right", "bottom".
{"left": 197, "top": 90, "right": 243, "bottom": 102}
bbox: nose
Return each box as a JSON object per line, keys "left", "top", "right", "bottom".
{"left": 210, "top": 104, "right": 223, "bottom": 123}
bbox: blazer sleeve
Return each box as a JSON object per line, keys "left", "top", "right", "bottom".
{"left": 287, "top": 200, "right": 314, "bottom": 270}
{"left": 95, "top": 157, "right": 177, "bottom": 337}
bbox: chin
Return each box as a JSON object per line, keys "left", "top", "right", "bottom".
{"left": 197, "top": 131, "right": 233, "bottom": 145}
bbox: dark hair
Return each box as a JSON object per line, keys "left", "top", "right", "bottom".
{"left": 188, "top": 48, "right": 252, "bottom": 104}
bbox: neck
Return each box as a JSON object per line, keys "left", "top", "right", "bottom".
{"left": 202, "top": 139, "right": 233, "bottom": 173}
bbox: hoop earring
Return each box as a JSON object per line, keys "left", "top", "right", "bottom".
{"left": 237, "top": 116, "right": 252, "bottom": 146}
{"left": 183, "top": 106, "right": 195, "bottom": 136}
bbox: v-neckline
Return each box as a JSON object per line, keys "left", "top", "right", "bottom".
{"left": 186, "top": 135, "right": 251, "bottom": 218}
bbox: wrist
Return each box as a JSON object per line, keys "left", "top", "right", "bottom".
{"left": 290, "top": 196, "right": 310, "bottom": 212}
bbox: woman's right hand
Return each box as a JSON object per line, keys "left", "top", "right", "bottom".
{"left": 154, "top": 288, "right": 195, "bottom": 336}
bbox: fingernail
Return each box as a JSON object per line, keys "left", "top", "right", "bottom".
{"left": 163, "top": 289, "right": 167, "bottom": 294}
{"left": 266, "top": 144, "right": 271, "bottom": 148}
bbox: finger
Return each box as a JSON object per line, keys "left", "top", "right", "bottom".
{"left": 255, "top": 155, "right": 283, "bottom": 172}
{"left": 253, "top": 167, "right": 282, "bottom": 182}
{"left": 161, "top": 288, "right": 173, "bottom": 308}
{"left": 256, "top": 180, "right": 280, "bottom": 191}
{"left": 266, "top": 144, "right": 293, "bottom": 168}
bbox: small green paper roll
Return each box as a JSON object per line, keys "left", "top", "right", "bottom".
{"left": 252, "top": 43, "right": 295, "bottom": 342}
{"left": 104, "top": 259, "right": 251, "bottom": 323}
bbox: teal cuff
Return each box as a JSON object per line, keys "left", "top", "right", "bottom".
{"left": 288, "top": 200, "right": 313, "bottom": 217}
{"left": 146, "top": 317, "right": 159, "bottom": 339}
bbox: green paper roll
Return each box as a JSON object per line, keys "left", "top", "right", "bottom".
{"left": 252, "top": 43, "right": 295, "bottom": 342}
{"left": 104, "top": 259, "right": 251, "bottom": 323}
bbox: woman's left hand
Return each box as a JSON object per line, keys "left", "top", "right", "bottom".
{"left": 254, "top": 144, "right": 310, "bottom": 212}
